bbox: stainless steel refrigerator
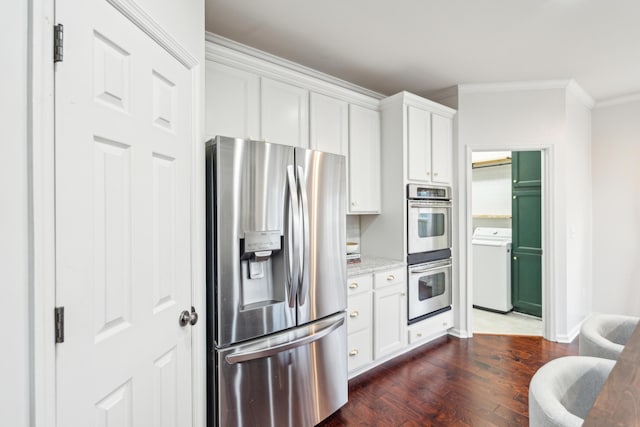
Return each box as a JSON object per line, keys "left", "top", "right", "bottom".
{"left": 205, "top": 136, "right": 348, "bottom": 427}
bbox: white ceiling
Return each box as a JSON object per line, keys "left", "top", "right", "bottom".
{"left": 205, "top": 0, "right": 640, "bottom": 102}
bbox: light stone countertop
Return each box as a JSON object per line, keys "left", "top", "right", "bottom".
{"left": 346, "top": 255, "right": 406, "bottom": 277}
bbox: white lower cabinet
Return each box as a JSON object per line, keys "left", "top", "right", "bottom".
{"left": 373, "top": 283, "right": 407, "bottom": 358}
{"left": 347, "top": 274, "right": 373, "bottom": 373}
{"left": 407, "top": 309, "right": 453, "bottom": 345}
{"left": 347, "top": 328, "right": 373, "bottom": 372}
{"left": 347, "top": 265, "right": 453, "bottom": 377}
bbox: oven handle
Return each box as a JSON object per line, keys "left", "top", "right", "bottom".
{"left": 409, "top": 260, "right": 452, "bottom": 274}
{"left": 408, "top": 200, "right": 451, "bottom": 209}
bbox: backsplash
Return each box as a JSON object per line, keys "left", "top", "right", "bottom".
{"left": 346, "top": 215, "right": 361, "bottom": 245}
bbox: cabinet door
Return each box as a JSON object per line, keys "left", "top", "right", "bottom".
{"left": 310, "top": 92, "right": 348, "bottom": 156}
{"left": 512, "top": 151, "right": 541, "bottom": 188}
{"left": 348, "top": 105, "right": 381, "bottom": 213}
{"left": 431, "top": 114, "right": 452, "bottom": 184}
{"left": 205, "top": 61, "right": 259, "bottom": 140}
{"left": 261, "top": 77, "right": 309, "bottom": 148}
{"left": 407, "top": 105, "right": 432, "bottom": 182}
{"left": 373, "top": 283, "right": 407, "bottom": 358}
{"left": 512, "top": 186, "right": 542, "bottom": 317}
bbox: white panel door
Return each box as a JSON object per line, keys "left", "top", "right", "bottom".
{"left": 260, "top": 77, "right": 309, "bottom": 147}
{"left": 431, "top": 114, "right": 453, "bottom": 184}
{"left": 348, "top": 105, "right": 381, "bottom": 213}
{"left": 309, "top": 92, "right": 348, "bottom": 156}
{"left": 205, "top": 61, "right": 259, "bottom": 140}
{"left": 407, "top": 105, "right": 432, "bottom": 182}
{"left": 55, "top": 1, "right": 193, "bottom": 426}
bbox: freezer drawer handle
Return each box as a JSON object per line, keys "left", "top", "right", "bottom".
{"left": 225, "top": 317, "right": 345, "bottom": 365}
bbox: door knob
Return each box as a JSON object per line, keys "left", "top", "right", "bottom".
{"left": 179, "top": 306, "right": 199, "bottom": 327}
{"left": 189, "top": 306, "right": 198, "bottom": 326}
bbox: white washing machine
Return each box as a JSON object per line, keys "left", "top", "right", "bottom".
{"left": 472, "top": 227, "right": 512, "bottom": 313}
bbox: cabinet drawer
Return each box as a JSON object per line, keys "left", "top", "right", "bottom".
{"left": 407, "top": 310, "right": 453, "bottom": 345}
{"left": 347, "top": 292, "right": 372, "bottom": 334}
{"left": 347, "top": 274, "right": 372, "bottom": 296}
{"left": 347, "top": 328, "right": 372, "bottom": 372}
{"left": 374, "top": 267, "right": 405, "bottom": 289}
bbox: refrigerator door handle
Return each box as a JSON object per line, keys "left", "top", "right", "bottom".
{"left": 286, "top": 165, "right": 300, "bottom": 308}
{"left": 296, "top": 165, "right": 311, "bottom": 306}
{"left": 225, "top": 316, "right": 345, "bottom": 364}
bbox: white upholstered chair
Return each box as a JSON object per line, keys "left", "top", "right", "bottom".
{"left": 579, "top": 314, "right": 639, "bottom": 360}
{"left": 528, "top": 356, "right": 615, "bottom": 427}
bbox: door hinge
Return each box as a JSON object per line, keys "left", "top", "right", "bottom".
{"left": 54, "top": 24, "right": 64, "bottom": 63}
{"left": 55, "top": 306, "right": 64, "bottom": 343}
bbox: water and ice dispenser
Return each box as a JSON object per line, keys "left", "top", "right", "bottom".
{"left": 239, "top": 230, "right": 285, "bottom": 310}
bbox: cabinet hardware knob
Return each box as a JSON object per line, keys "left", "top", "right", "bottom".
{"left": 513, "top": 195, "right": 517, "bottom": 199}
{"left": 349, "top": 283, "right": 358, "bottom": 289}
{"left": 387, "top": 275, "right": 395, "bottom": 281}
{"left": 434, "top": 172, "right": 439, "bottom": 176}
{"left": 416, "top": 332, "right": 422, "bottom": 337}
{"left": 513, "top": 179, "right": 517, "bottom": 183}
{"left": 401, "top": 292, "right": 406, "bottom": 297}
{"left": 513, "top": 256, "right": 518, "bottom": 260}
{"left": 426, "top": 172, "right": 431, "bottom": 175}
{"left": 349, "top": 349, "right": 359, "bottom": 357}
{"left": 350, "top": 311, "right": 359, "bottom": 318}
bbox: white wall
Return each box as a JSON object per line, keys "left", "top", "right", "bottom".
{"left": 592, "top": 97, "right": 640, "bottom": 316}
{"left": 564, "top": 91, "right": 593, "bottom": 330}
{"left": 457, "top": 81, "right": 593, "bottom": 341}
{"left": 1, "top": 1, "right": 30, "bottom": 426}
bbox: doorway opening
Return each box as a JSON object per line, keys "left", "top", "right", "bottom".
{"left": 469, "top": 150, "right": 544, "bottom": 336}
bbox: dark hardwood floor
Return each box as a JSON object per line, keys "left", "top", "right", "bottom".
{"left": 319, "top": 334, "right": 578, "bottom": 427}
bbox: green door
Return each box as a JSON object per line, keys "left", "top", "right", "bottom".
{"left": 511, "top": 151, "right": 542, "bottom": 317}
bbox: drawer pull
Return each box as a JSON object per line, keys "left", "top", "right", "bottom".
{"left": 416, "top": 332, "right": 423, "bottom": 337}
{"left": 349, "top": 349, "right": 359, "bottom": 357}
{"left": 349, "top": 283, "right": 359, "bottom": 289}
{"left": 349, "top": 311, "right": 359, "bottom": 318}
{"left": 387, "top": 275, "right": 395, "bottom": 281}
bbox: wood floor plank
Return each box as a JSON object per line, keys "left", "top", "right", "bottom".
{"left": 319, "top": 334, "right": 578, "bottom": 426}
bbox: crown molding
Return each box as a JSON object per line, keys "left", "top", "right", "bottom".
{"left": 566, "top": 80, "right": 595, "bottom": 109}
{"left": 458, "top": 79, "right": 595, "bottom": 108}
{"left": 205, "top": 32, "right": 385, "bottom": 106}
{"left": 459, "top": 80, "right": 574, "bottom": 94}
{"left": 595, "top": 91, "right": 640, "bottom": 108}
{"left": 379, "top": 91, "right": 457, "bottom": 117}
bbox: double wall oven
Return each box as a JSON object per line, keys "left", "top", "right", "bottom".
{"left": 406, "top": 184, "right": 452, "bottom": 323}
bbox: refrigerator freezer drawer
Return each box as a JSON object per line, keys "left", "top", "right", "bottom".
{"left": 213, "top": 312, "right": 348, "bottom": 427}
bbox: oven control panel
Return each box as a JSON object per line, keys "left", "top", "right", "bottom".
{"left": 407, "top": 184, "right": 450, "bottom": 200}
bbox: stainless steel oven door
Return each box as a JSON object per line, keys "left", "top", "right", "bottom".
{"left": 407, "top": 200, "right": 451, "bottom": 254}
{"left": 408, "top": 259, "right": 452, "bottom": 321}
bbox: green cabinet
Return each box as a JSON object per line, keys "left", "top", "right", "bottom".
{"left": 512, "top": 151, "right": 541, "bottom": 188}
{"left": 511, "top": 152, "right": 542, "bottom": 317}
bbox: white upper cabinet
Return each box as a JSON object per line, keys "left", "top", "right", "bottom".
{"left": 431, "top": 114, "right": 453, "bottom": 184}
{"left": 261, "top": 77, "right": 309, "bottom": 148}
{"left": 406, "top": 102, "right": 453, "bottom": 185}
{"left": 407, "top": 105, "right": 432, "bottom": 182}
{"left": 309, "top": 92, "right": 348, "bottom": 156}
{"left": 205, "top": 61, "right": 259, "bottom": 140}
{"left": 348, "top": 105, "right": 381, "bottom": 214}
